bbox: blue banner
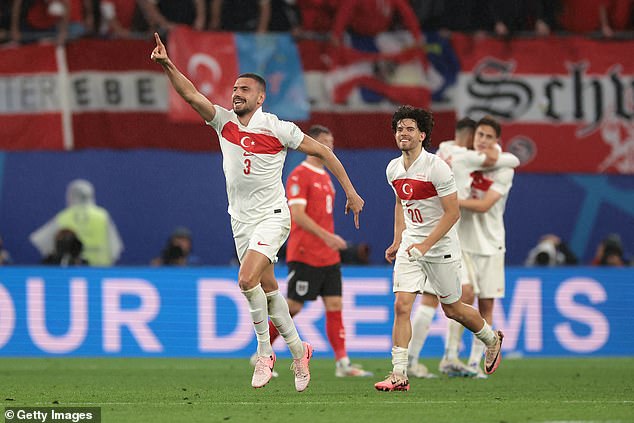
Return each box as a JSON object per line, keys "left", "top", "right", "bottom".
{"left": 0, "top": 267, "right": 631, "bottom": 357}
{"left": 235, "top": 33, "right": 309, "bottom": 121}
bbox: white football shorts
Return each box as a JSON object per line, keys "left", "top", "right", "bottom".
{"left": 422, "top": 251, "right": 478, "bottom": 296}
{"left": 231, "top": 209, "right": 291, "bottom": 264}
{"left": 465, "top": 251, "right": 505, "bottom": 299}
{"left": 393, "top": 250, "right": 462, "bottom": 304}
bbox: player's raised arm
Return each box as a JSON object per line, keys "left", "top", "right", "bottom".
{"left": 296, "top": 135, "right": 364, "bottom": 229}
{"left": 150, "top": 32, "right": 216, "bottom": 122}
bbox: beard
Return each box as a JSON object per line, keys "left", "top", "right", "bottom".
{"left": 233, "top": 100, "right": 253, "bottom": 117}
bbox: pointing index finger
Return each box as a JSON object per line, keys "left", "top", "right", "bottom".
{"left": 154, "top": 32, "right": 164, "bottom": 47}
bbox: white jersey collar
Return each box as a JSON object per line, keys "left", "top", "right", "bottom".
{"left": 301, "top": 161, "right": 326, "bottom": 174}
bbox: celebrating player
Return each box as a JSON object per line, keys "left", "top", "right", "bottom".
{"left": 375, "top": 105, "right": 503, "bottom": 392}
{"left": 150, "top": 32, "right": 364, "bottom": 391}
{"left": 259, "top": 124, "right": 372, "bottom": 377}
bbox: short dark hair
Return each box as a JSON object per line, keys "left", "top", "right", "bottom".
{"left": 456, "top": 117, "right": 476, "bottom": 132}
{"left": 307, "top": 124, "right": 331, "bottom": 139}
{"left": 391, "top": 105, "right": 434, "bottom": 148}
{"left": 237, "top": 72, "right": 266, "bottom": 92}
{"left": 477, "top": 115, "right": 502, "bottom": 137}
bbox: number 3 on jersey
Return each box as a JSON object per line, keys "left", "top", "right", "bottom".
{"left": 407, "top": 207, "right": 423, "bottom": 223}
{"left": 243, "top": 158, "right": 251, "bottom": 175}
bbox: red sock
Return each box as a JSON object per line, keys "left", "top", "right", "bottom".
{"left": 326, "top": 310, "right": 346, "bottom": 360}
{"left": 268, "top": 320, "right": 280, "bottom": 344}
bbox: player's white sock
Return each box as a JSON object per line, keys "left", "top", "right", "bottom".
{"left": 242, "top": 284, "right": 273, "bottom": 356}
{"left": 266, "top": 290, "right": 304, "bottom": 359}
{"left": 392, "top": 346, "right": 408, "bottom": 376}
{"left": 337, "top": 356, "right": 351, "bottom": 368}
{"left": 473, "top": 320, "right": 497, "bottom": 347}
{"left": 468, "top": 337, "right": 486, "bottom": 369}
{"left": 444, "top": 318, "right": 465, "bottom": 360}
{"left": 408, "top": 305, "right": 435, "bottom": 366}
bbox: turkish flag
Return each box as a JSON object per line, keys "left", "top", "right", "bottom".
{"left": 167, "top": 26, "right": 239, "bottom": 123}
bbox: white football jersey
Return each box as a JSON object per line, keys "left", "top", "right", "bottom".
{"left": 386, "top": 150, "right": 461, "bottom": 263}
{"left": 437, "top": 140, "right": 488, "bottom": 200}
{"left": 459, "top": 166, "right": 514, "bottom": 255}
{"left": 207, "top": 106, "right": 304, "bottom": 223}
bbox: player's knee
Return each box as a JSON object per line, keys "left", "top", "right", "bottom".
{"left": 238, "top": 273, "right": 259, "bottom": 291}
{"left": 394, "top": 299, "right": 412, "bottom": 318}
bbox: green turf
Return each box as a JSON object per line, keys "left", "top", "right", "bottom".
{"left": 2, "top": 357, "right": 633, "bottom": 423}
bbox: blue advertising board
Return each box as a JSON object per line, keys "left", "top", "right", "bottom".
{"left": 0, "top": 266, "right": 630, "bottom": 357}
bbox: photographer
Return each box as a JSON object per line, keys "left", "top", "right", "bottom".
{"left": 151, "top": 226, "right": 196, "bottom": 266}
{"left": 592, "top": 234, "right": 628, "bottom": 267}
{"left": 525, "top": 234, "right": 578, "bottom": 267}
{"left": 42, "top": 228, "right": 89, "bottom": 266}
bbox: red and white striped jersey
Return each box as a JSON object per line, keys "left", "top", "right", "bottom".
{"left": 207, "top": 106, "right": 304, "bottom": 223}
{"left": 386, "top": 150, "right": 461, "bottom": 263}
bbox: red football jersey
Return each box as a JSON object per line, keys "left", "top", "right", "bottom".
{"left": 286, "top": 162, "right": 340, "bottom": 267}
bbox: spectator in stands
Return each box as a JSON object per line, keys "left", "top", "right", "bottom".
{"left": 138, "top": 0, "right": 205, "bottom": 33}
{"left": 98, "top": 0, "right": 140, "bottom": 38}
{"left": 10, "top": 0, "right": 94, "bottom": 45}
{"left": 488, "top": 0, "right": 560, "bottom": 37}
{"left": 557, "top": 0, "right": 631, "bottom": 37}
{"left": 42, "top": 228, "right": 89, "bottom": 266}
{"left": 525, "top": 234, "right": 578, "bottom": 267}
{"left": 0, "top": 1, "right": 10, "bottom": 42}
{"left": 331, "top": 0, "right": 424, "bottom": 46}
{"left": 208, "top": 0, "right": 270, "bottom": 32}
{"left": 268, "top": 0, "right": 300, "bottom": 33}
{"left": 410, "top": 0, "right": 492, "bottom": 33}
{"left": 0, "top": 234, "right": 12, "bottom": 265}
{"left": 151, "top": 226, "right": 197, "bottom": 266}
{"left": 295, "top": 0, "right": 337, "bottom": 35}
{"left": 30, "top": 179, "right": 123, "bottom": 266}
{"left": 592, "top": 233, "right": 628, "bottom": 266}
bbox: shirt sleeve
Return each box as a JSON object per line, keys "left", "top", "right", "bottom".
{"left": 491, "top": 168, "right": 514, "bottom": 196}
{"left": 205, "top": 105, "right": 232, "bottom": 131}
{"left": 386, "top": 160, "right": 398, "bottom": 195}
{"left": 454, "top": 150, "right": 486, "bottom": 169}
{"left": 275, "top": 118, "right": 305, "bottom": 149}
{"left": 432, "top": 158, "right": 457, "bottom": 197}
{"left": 286, "top": 168, "right": 310, "bottom": 206}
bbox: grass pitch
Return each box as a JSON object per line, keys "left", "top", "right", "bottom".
{"left": 2, "top": 357, "right": 633, "bottom": 423}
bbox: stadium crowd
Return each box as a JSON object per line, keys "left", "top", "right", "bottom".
{"left": 0, "top": 0, "right": 633, "bottom": 46}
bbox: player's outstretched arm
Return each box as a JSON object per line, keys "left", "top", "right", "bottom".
{"left": 297, "top": 135, "right": 364, "bottom": 228}
{"left": 150, "top": 32, "right": 216, "bottom": 122}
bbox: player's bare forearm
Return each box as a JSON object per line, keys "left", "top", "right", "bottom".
{"left": 298, "top": 136, "right": 364, "bottom": 227}
{"left": 291, "top": 207, "right": 331, "bottom": 240}
{"left": 459, "top": 189, "right": 500, "bottom": 213}
{"left": 151, "top": 32, "right": 215, "bottom": 122}
{"left": 410, "top": 193, "right": 459, "bottom": 255}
